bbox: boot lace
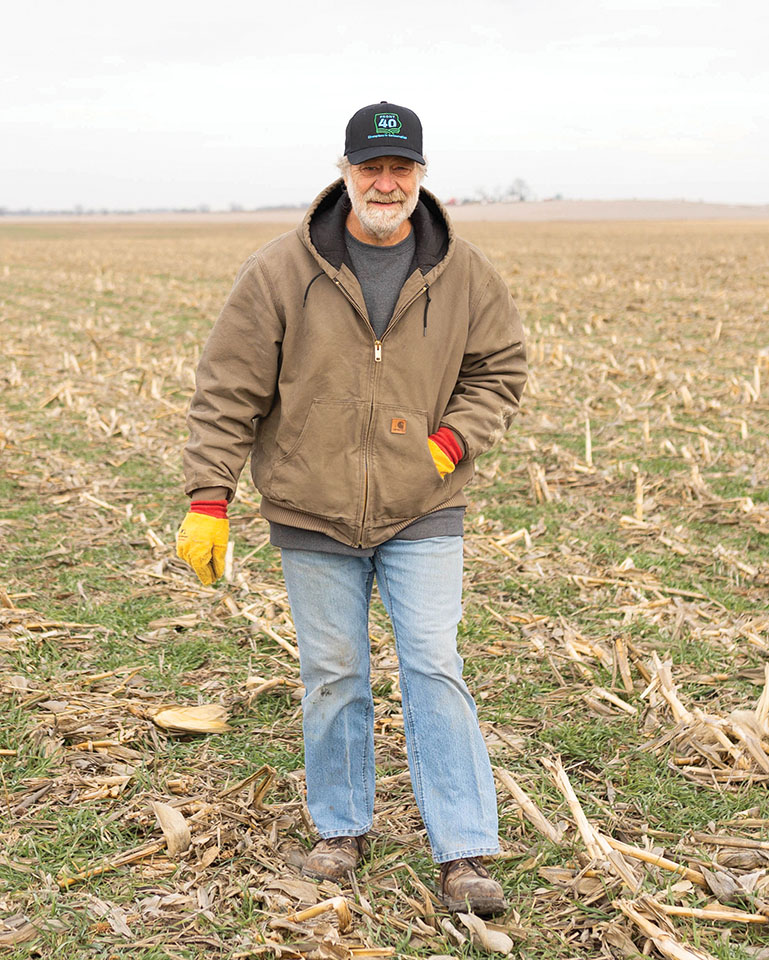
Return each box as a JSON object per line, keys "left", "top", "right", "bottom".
{"left": 441, "top": 856, "right": 489, "bottom": 885}
{"left": 316, "top": 835, "right": 365, "bottom": 852}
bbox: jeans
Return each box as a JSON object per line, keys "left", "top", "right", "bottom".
{"left": 280, "top": 536, "right": 500, "bottom": 863}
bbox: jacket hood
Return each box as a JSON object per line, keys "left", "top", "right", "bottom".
{"left": 298, "top": 178, "right": 454, "bottom": 283}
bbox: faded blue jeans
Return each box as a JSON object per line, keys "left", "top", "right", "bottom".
{"left": 280, "top": 536, "right": 500, "bottom": 863}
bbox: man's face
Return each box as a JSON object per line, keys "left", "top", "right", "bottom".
{"left": 345, "top": 156, "right": 421, "bottom": 241}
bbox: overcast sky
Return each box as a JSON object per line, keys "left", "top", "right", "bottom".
{"left": 3, "top": 0, "right": 766, "bottom": 210}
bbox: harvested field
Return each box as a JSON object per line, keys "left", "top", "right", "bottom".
{"left": 1, "top": 217, "right": 769, "bottom": 959}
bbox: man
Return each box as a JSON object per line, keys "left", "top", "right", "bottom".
{"left": 177, "top": 101, "right": 527, "bottom": 915}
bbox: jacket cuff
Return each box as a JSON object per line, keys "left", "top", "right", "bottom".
{"left": 190, "top": 485, "right": 232, "bottom": 502}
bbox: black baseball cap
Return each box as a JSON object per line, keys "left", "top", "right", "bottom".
{"left": 344, "top": 101, "right": 425, "bottom": 165}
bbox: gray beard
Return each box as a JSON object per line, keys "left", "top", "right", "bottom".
{"left": 346, "top": 181, "right": 420, "bottom": 241}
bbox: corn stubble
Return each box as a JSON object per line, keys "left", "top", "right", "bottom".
{"left": 1, "top": 217, "right": 769, "bottom": 957}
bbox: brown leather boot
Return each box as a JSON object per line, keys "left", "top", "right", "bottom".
{"left": 301, "top": 835, "right": 368, "bottom": 882}
{"left": 439, "top": 857, "right": 507, "bottom": 916}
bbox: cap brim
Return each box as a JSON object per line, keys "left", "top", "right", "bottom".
{"left": 346, "top": 145, "right": 425, "bottom": 165}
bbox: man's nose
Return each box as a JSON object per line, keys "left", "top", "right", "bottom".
{"left": 374, "top": 171, "right": 396, "bottom": 193}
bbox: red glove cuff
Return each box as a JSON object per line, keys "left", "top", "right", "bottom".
{"left": 428, "top": 427, "right": 463, "bottom": 465}
{"left": 190, "top": 499, "right": 228, "bottom": 519}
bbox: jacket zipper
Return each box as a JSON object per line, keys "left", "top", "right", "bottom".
{"left": 333, "top": 275, "right": 428, "bottom": 544}
{"left": 334, "top": 276, "right": 428, "bottom": 363}
{"left": 332, "top": 278, "right": 377, "bottom": 543}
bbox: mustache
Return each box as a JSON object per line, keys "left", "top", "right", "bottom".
{"left": 364, "top": 188, "right": 408, "bottom": 203}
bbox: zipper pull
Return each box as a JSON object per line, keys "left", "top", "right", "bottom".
{"left": 374, "top": 340, "right": 382, "bottom": 362}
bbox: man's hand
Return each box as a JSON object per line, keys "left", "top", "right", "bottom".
{"left": 428, "top": 427, "right": 463, "bottom": 478}
{"left": 176, "top": 511, "right": 229, "bottom": 585}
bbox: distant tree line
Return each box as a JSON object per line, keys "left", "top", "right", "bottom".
{"left": 444, "top": 178, "right": 540, "bottom": 206}
{"left": 1, "top": 179, "right": 556, "bottom": 216}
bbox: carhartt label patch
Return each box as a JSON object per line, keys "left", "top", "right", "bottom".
{"left": 391, "top": 418, "right": 407, "bottom": 434}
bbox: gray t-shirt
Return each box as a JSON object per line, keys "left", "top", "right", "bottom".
{"left": 345, "top": 228, "right": 416, "bottom": 339}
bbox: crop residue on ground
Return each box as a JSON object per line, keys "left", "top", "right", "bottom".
{"left": 1, "top": 218, "right": 769, "bottom": 958}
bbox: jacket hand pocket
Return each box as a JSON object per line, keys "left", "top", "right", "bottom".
{"left": 369, "top": 405, "right": 443, "bottom": 522}
{"left": 267, "top": 398, "right": 368, "bottom": 521}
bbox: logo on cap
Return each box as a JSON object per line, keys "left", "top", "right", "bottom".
{"left": 374, "top": 112, "right": 402, "bottom": 135}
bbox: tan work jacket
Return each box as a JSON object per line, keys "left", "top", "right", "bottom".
{"left": 183, "top": 180, "right": 527, "bottom": 548}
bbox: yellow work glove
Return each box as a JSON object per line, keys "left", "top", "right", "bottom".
{"left": 427, "top": 437, "right": 456, "bottom": 478}
{"left": 176, "top": 512, "right": 229, "bottom": 585}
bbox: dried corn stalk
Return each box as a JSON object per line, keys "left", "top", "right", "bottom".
{"left": 642, "top": 656, "right": 769, "bottom": 786}
{"left": 619, "top": 898, "right": 719, "bottom": 960}
{"left": 494, "top": 766, "right": 563, "bottom": 844}
{"left": 542, "top": 757, "right": 641, "bottom": 891}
